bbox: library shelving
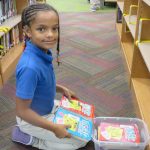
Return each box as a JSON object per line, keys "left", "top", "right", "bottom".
{"left": 116, "top": 0, "right": 124, "bottom": 38}
{"left": 0, "top": 0, "right": 40, "bottom": 88}
{"left": 117, "top": 0, "right": 124, "bottom": 12}
{"left": 117, "top": 0, "right": 150, "bottom": 149}
{"left": 121, "top": 0, "right": 139, "bottom": 74}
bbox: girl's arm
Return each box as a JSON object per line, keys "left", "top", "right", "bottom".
{"left": 56, "top": 84, "right": 78, "bottom": 99}
{"left": 16, "top": 97, "right": 71, "bottom": 138}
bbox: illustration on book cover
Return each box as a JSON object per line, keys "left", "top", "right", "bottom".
{"left": 60, "top": 96, "right": 94, "bottom": 118}
{"left": 53, "top": 107, "right": 93, "bottom": 141}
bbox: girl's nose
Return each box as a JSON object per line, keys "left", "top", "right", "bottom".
{"left": 47, "top": 30, "right": 54, "bottom": 37}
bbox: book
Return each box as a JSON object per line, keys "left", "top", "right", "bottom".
{"left": 53, "top": 107, "right": 93, "bottom": 142}
{"left": 117, "top": 7, "right": 122, "bottom": 23}
{"left": 98, "top": 122, "right": 140, "bottom": 143}
{"left": 60, "top": 96, "right": 95, "bottom": 119}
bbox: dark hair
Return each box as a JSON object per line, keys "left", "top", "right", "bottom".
{"left": 22, "top": 3, "right": 61, "bottom": 65}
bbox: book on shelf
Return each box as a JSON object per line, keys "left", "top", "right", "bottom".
{"left": 97, "top": 122, "right": 140, "bottom": 143}
{"left": 60, "top": 95, "right": 95, "bottom": 119}
{"left": 0, "top": 0, "right": 35, "bottom": 25}
{"left": 117, "top": 7, "right": 122, "bottom": 23}
{"left": 53, "top": 107, "right": 93, "bottom": 142}
{"left": 0, "top": 25, "right": 20, "bottom": 57}
{"left": 0, "top": 0, "right": 17, "bottom": 24}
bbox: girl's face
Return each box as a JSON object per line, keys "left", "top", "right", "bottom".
{"left": 26, "top": 11, "right": 59, "bottom": 52}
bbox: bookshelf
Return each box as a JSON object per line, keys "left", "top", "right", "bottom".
{"left": 143, "top": 0, "right": 150, "bottom": 6}
{"left": 116, "top": 0, "right": 124, "bottom": 38}
{"left": 117, "top": 0, "right": 150, "bottom": 149}
{"left": 117, "top": 1, "right": 124, "bottom": 12}
{"left": 124, "top": 15, "right": 136, "bottom": 38}
{"left": 138, "top": 43, "right": 150, "bottom": 72}
{"left": 0, "top": 0, "right": 39, "bottom": 88}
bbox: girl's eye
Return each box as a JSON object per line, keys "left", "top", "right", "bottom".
{"left": 53, "top": 27, "right": 58, "bottom": 31}
{"left": 37, "top": 28, "right": 46, "bottom": 32}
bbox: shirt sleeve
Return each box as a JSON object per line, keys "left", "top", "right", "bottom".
{"left": 16, "top": 67, "right": 38, "bottom": 100}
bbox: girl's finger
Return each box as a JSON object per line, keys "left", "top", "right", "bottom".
{"left": 65, "top": 133, "right": 71, "bottom": 138}
{"left": 65, "top": 124, "right": 71, "bottom": 129}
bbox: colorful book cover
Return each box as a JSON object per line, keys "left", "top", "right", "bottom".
{"left": 53, "top": 107, "right": 93, "bottom": 142}
{"left": 60, "top": 96, "right": 95, "bottom": 119}
{"left": 98, "top": 122, "right": 140, "bottom": 143}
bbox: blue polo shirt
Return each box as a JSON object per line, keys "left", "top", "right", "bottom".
{"left": 16, "top": 41, "right": 56, "bottom": 116}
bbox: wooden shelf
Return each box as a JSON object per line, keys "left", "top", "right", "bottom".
{"left": 131, "top": 78, "right": 150, "bottom": 129}
{"left": 121, "top": 29, "right": 134, "bottom": 74}
{"left": 121, "top": 41, "right": 134, "bottom": 74}
{"left": 117, "top": 1, "right": 124, "bottom": 12}
{"left": 0, "top": 75, "right": 3, "bottom": 89}
{"left": 124, "top": 15, "right": 137, "bottom": 39}
{"left": 116, "top": 23, "right": 122, "bottom": 39}
{"left": 0, "top": 43, "right": 23, "bottom": 84}
{"left": 138, "top": 43, "right": 150, "bottom": 72}
{"left": 143, "top": 0, "right": 150, "bottom": 6}
{"left": 0, "top": 1, "right": 33, "bottom": 86}
{"left": 117, "top": 0, "right": 150, "bottom": 149}
{"left": 16, "top": 0, "right": 28, "bottom": 14}
{"left": 0, "top": 15, "right": 21, "bottom": 37}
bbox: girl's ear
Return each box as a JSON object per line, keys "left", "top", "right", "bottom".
{"left": 23, "top": 25, "right": 32, "bottom": 38}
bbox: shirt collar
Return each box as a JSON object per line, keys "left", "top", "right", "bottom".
{"left": 25, "top": 41, "right": 53, "bottom": 63}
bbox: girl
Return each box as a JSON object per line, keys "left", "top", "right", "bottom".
{"left": 12, "top": 3, "right": 87, "bottom": 150}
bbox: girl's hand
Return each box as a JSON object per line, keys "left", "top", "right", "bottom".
{"left": 53, "top": 124, "right": 71, "bottom": 138}
{"left": 56, "top": 84, "right": 79, "bottom": 100}
{"left": 63, "top": 87, "right": 76, "bottom": 100}
{"left": 61, "top": 86, "right": 78, "bottom": 100}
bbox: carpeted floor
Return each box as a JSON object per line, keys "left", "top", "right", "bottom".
{"left": 47, "top": 0, "right": 116, "bottom": 12}
{"left": 0, "top": 11, "right": 136, "bottom": 150}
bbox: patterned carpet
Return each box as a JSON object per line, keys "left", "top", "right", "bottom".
{"left": 0, "top": 12, "right": 136, "bottom": 150}
{"left": 56, "top": 12, "right": 136, "bottom": 117}
{"left": 47, "top": 0, "right": 116, "bottom": 12}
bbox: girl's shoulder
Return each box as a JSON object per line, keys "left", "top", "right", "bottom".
{"left": 17, "top": 51, "right": 40, "bottom": 71}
